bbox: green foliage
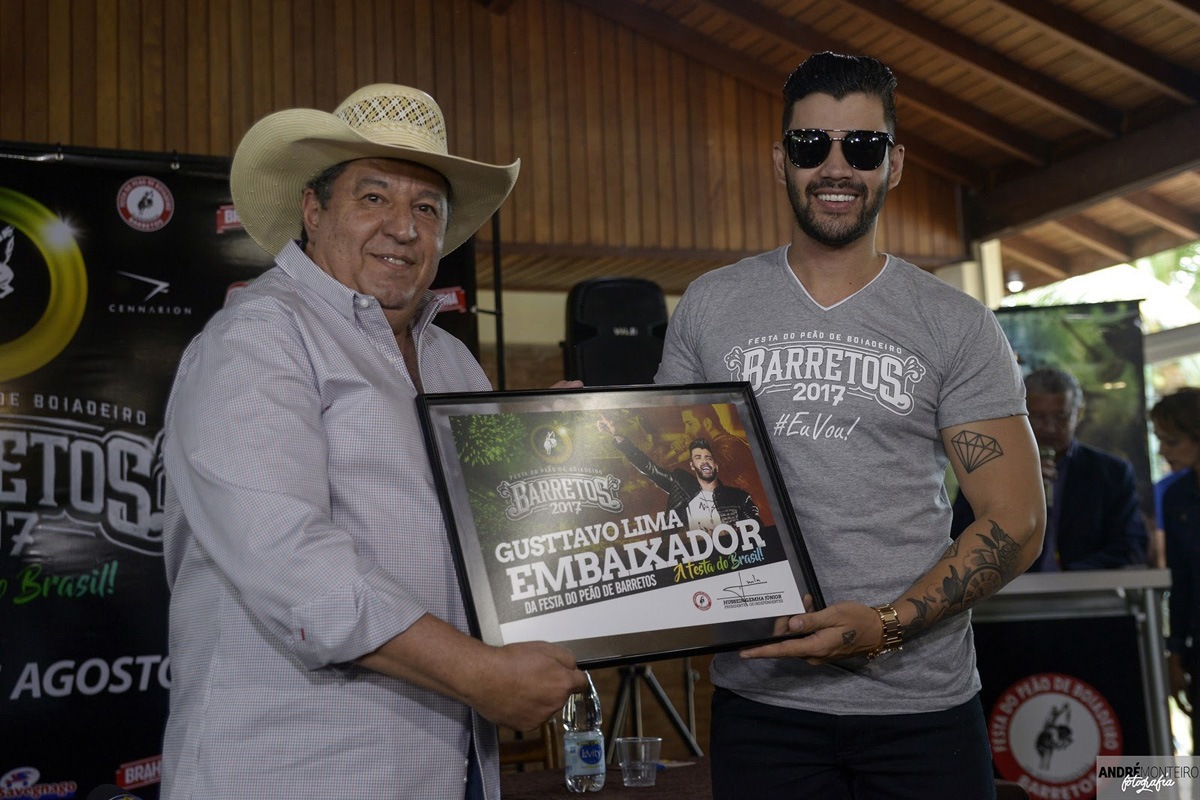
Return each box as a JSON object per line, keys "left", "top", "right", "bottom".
{"left": 1139, "top": 242, "right": 1200, "bottom": 308}
{"left": 451, "top": 413, "right": 525, "bottom": 467}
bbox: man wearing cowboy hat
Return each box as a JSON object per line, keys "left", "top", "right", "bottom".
{"left": 160, "top": 85, "right": 586, "bottom": 799}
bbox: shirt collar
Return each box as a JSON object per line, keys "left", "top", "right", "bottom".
{"left": 274, "top": 240, "right": 443, "bottom": 326}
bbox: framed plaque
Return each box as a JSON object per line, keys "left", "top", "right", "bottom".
{"left": 418, "top": 382, "right": 824, "bottom": 668}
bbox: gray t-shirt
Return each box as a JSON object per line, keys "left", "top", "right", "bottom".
{"left": 656, "top": 246, "right": 1025, "bottom": 715}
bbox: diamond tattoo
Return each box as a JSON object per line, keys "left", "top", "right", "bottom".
{"left": 951, "top": 430, "right": 1003, "bottom": 473}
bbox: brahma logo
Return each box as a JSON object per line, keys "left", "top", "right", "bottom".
{"left": 115, "top": 755, "right": 161, "bottom": 790}
{"left": 116, "top": 176, "right": 174, "bottom": 232}
{"left": 432, "top": 285, "right": 468, "bottom": 313}
{"left": 215, "top": 203, "right": 242, "bottom": 234}
{"left": 989, "top": 672, "right": 1122, "bottom": 800}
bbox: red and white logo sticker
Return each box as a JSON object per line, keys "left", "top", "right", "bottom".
{"left": 115, "top": 754, "right": 162, "bottom": 789}
{"left": 117, "top": 176, "right": 174, "bottom": 232}
{"left": 693, "top": 591, "right": 712, "bottom": 611}
{"left": 215, "top": 203, "right": 242, "bottom": 233}
{"left": 432, "top": 285, "right": 468, "bottom": 314}
{"left": 989, "top": 672, "right": 1122, "bottom": 800}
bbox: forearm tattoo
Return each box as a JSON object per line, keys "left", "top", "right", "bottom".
{"left": 950, "top": 429, "right": 1003, "bottom": 473}
{"left": 902, "top": 520, "right": 1020, "bottom": 638}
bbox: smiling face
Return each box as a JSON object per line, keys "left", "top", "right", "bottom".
{"left": 690, "top": 447, "right": 718, "bottom": 483}
{"left": 773, "top": 92, "right": 903, "bottom": 249}
{"left": 302, "top": 158, "right": 449, "bottom": 331}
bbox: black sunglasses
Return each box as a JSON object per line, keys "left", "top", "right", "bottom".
{"left": 783, "top": 129, "right": 895, "bottom": 171}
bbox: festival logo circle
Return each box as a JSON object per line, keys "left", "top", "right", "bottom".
{"left": 989, "top": 672, "right": 1122, "bottom": 800}
{"left": 531, "top": 424, "right": 572, "bottom": 464}
{"left": 693, "top": 591, "right": 712, "bottom": 611}
{"left": 0, "top": 187, "right": 87, "bottom": 381}
{"left": 117, "top": 175, "right": 175, "bottom": 231}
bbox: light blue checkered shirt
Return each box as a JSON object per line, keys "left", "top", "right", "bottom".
{"left": 161, "top": 241, "right": 497, "bottom": 799}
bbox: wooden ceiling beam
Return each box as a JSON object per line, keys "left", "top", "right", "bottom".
{"left": 696, "top": 0, "right": 1051, "bottom": 165}
{"left": 1001, "top": 224, "right": 1191, "bottom": 290}
{"left": 990, "top": 0, "right": 1200, "bottom": 103}
{"left": 966, "top": 106, "right": 1200, "bottom": 239}
{"left": 471, "top": 0, "right": 518, "bottom": 12}
{"left": 491, "top": 240, "right": 760, "bottom": 265}
{"left": 1117, "top": 191, "right": 1200, "bottom": 240}
{"left": 1045, "top": 218, "right": 1132, "bottom": 264}
{"left": 563, "top": 0, "right": 986, "bottom": 186}
{"left": 1001, "top": 236, "right": 1071, "bottom": 279}
{"left": 563, "top": 0, "right": 777, "bottom": 97}
{"left": 834, "top": 0, "right": 1123, "bottom": 135}
{"left": 895, "top": 133, "right": 989, "bottom": 187}
{"left": 1155, "top": 1, "right": 1200, "bottom": 27}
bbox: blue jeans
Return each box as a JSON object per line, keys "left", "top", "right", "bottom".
{"left": 709, "top": 687, "right": 996, "bottom": 799}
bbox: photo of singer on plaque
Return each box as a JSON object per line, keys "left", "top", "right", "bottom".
{"left": 418, "top": 383, "right": 824, "bottom": 667}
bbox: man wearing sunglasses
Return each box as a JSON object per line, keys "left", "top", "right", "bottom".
{"left": 656, "top": 52, "right": 1045, "bottom": 798}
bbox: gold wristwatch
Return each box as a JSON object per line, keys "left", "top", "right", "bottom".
{"left": 867, "top": 603, "right": 903, "bottom": 660}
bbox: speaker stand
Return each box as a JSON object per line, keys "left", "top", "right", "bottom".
{"left": 605, "top": 661, "right": 704, "bottom": 762}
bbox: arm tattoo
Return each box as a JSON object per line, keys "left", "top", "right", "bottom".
{"left": 950, "top": 430, "right": 1004, "bottom": 473}
{"left": 842, "top": 630, "right": 857, "bottom": 646}
{"left": 905, "top": 520, "right": 1020, "bottom": 636}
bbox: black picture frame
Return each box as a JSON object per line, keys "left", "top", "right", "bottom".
{"left": 418, "top": 382, "right": 824, "bottom": 668}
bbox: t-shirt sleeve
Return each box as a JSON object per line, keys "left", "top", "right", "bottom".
{"left": 936, "top": 306, "right": 1026, "bottom": 430}
{"left": 656, "top": 285, "right": 707, "bottom": 385}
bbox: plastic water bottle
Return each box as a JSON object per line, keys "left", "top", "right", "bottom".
{"left": 562, "top": 671, "right": 605, "bottom": 792}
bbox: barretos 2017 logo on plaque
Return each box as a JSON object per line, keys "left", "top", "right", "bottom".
{"left": 989, "top": 672, "right": 1123, "bottom": 800}
{"left": 0, "top": 188, "right": 87, "bottom": 382}
{"left": 116, "top": 175, "right": 174, "bottom": 232}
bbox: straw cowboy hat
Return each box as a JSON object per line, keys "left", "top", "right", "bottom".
{"left": 230, "top": 83, "right": 519, "bottom": 257}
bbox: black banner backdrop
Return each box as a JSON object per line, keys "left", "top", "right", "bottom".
{"left": 979, "top": 301, "right": 1153, "bottom": 799}
{"left": 995, "top": 300, "right": 1152, "bottom": 515}
{"left": 0, "top": 141, "right": 479, "bottom": 799}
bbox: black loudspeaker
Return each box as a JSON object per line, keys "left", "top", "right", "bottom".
{"left": 563, "top": 277, "right": 668, "bottom": 385}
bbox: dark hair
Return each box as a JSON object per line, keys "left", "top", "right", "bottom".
{"left": 297, "top": 161, "right": 351, "bottom": 249}
{"left": 685, "top": 405, "right": 721, "bottom": 429}
{"left": 782, "top": 52, "right": 898, "bottom": 134}
{"left": 1025, "top": 367, "right": 1084, "bottom": 410}
{"left": 1150, "top": 387, "right": 1200, "bottom": 440}
{"left": 688, "top": 438, "right": 713, "bottom": 455}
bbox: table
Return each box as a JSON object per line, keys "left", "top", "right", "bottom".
{"left": 500, "top": 763, "right": 1030, "bottom": 799}
{"left": 501, "top": 762, "right": 711, "bottom": 799}
{"left": 972, "top": 567, "right": 1173, "bottom": 754}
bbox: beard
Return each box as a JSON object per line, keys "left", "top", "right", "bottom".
{"left": 786, "top": 171, "right": 889, "bottom": 248}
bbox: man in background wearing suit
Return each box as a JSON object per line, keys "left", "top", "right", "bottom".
{"left": 953, "top": 367, "right": 1148, "bottom": 570}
